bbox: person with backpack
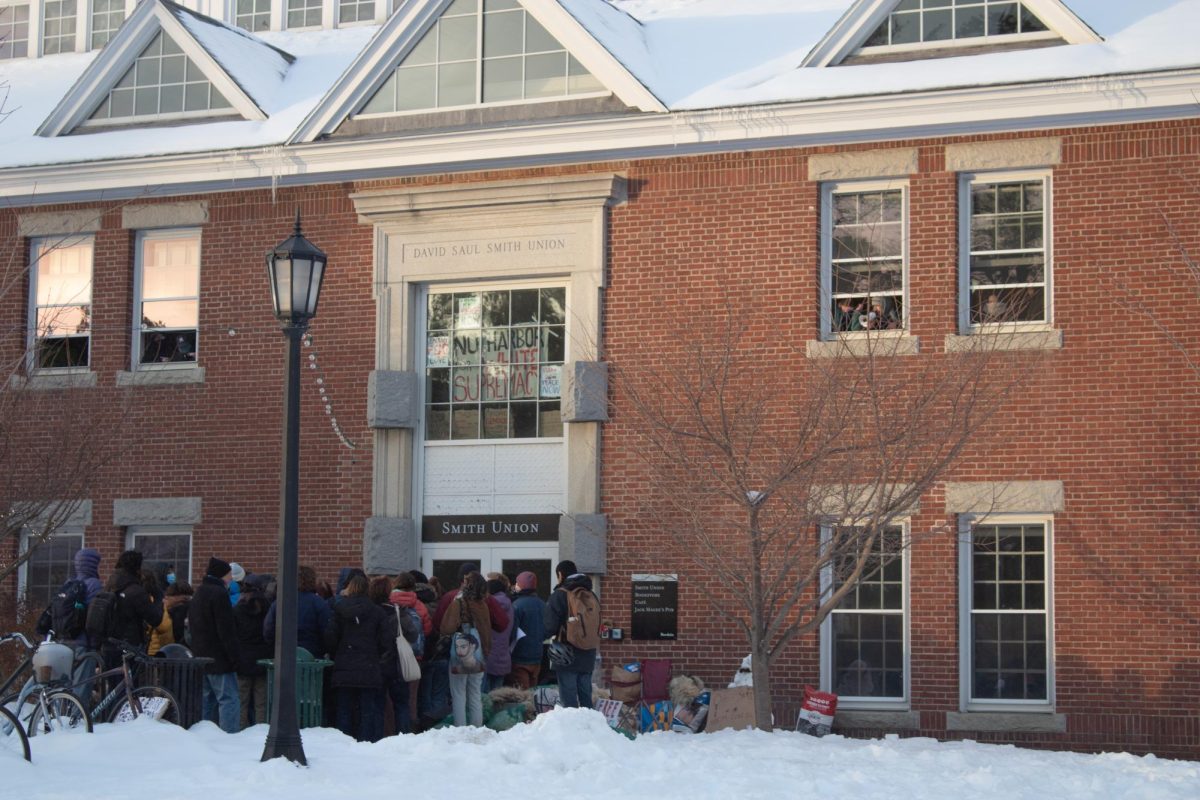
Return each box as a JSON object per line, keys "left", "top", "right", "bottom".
{"left": 188, "top": 557, "right": 241, "bottom": 733}
{"left": 324, "top": 573, "right": 393, "bottom": 742}
{"left": 36, "top": 547, "right": 103, "bottom": 648}
{"left": 389, "top": 572, "right": 432, "bottom": 732}
{"left": 543, "top": 560, "right": 601, "bottom": 709}
{"left": 483, "top": 572, "right": 514, "bottom": 692}
{"left": 143, "top": 570, "right": 174, "bottom": 656}
{"left": 510, "top": 571, "right": 547, "bottom": 690}
{"left": 438, "top": 571, "right": 496, "bottom": 727}
{"left": 371, "top": 577, "right": 419, "bottom": 735}
{"left": 164, "top": 580, "right": 193, "bottom": 647}
{"left": 410, "top": 570, "right": 447, "bottom": 730}
{"left": 94, "top": 550, "right": 164, "bottom": 682}
{"left": 234, "top": 573, "right": 274, "bottom": 729}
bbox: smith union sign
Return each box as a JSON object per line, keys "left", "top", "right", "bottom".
{"left": 422, "top": 514, "right": 560, "bottom": 543}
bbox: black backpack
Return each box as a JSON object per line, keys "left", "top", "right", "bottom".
{"left": 84, "top": 589, "right": 123, "bottom": 643}
{"left": 50, "top": 579, "right": 89, "bottom": 640}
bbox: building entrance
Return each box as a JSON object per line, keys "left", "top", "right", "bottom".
{"left": 422, "top": 544, "right": 555, "bottom": 601}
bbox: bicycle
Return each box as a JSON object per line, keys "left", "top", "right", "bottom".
{"left": 0, "top": 633, "right": 91, "bottom": 738}
{"left": 71, "top": 640, "right": 181, "bottom": 726}
{"left": 0, "top": 703, "right": 31, "bottom": 761}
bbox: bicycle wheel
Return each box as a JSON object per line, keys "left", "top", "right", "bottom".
{"left": 109, "top": 686, "right": 180, "bottom": 725}
{"left": 0, "top": 705, "right": 31, "bottom": 761}
{"left": 27, "top": 691, "right": 92, "bottom": 736}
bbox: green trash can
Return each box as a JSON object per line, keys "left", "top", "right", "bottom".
{"left": 258, "top": 647, "right": 332, "bottom": 729}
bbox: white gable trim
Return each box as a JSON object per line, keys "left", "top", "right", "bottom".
{"left": 36, "top": 0, "right": 267, "bottom": 138}
{"left": 290, "top": 0, "right": 664, "bottom": 144}
{"left": 801, "top": 0, "right": 1102, "bottom": 69}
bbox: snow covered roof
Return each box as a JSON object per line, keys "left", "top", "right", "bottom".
{"left": 0, "top": 0, "right": 1197, "bottom": 184}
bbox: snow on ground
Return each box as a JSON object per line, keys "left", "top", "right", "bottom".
{"left": 4, "top": 709, "right": 1198, "bottom": 800}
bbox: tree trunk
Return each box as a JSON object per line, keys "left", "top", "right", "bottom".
{"left": 751, "top": 641, "right": 774, "bottom": 732}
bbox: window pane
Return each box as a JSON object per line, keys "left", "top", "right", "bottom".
{"left": 23, "top": 534, "right": 83, "bottom": 608}
{"left": 483, "top": 9, "right": 523, "bottom": 58}
{"left": 397, "top": 66, "right": 437, "bottom": 112}
{"left": 439, "top": 14, "right": 477, "bottom": 62}
{"left": 524, "top": 14, "right": 559, "bottom": 53}
{"left": 525, "top": 52, "right": 566, "bottom": 98}
{"left": 483, "top": 56, "right": 522, "bottom": 103}
{"left": 438, "top": 60, "right": 475, "bottom": 106}
{"left": 142, "top": 238, "right": 200, "bottom": 298}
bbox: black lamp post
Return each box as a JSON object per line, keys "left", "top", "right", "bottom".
{"left": 261, "top": 212, "right": 326, "bottom": 765}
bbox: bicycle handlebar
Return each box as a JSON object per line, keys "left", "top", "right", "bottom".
{"left": 0, "top": 632, "right": 34, "bottom": 651}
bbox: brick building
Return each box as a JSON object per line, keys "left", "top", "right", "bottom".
{"left": 0, "top": 0, "right": 1197, "bottom": 757}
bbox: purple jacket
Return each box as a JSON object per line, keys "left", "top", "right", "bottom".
{"left": 485, "top": 591, "right": 514, "bottom": 678}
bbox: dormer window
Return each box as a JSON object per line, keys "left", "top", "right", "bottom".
{"left": 863, "top": 0, "right": 1051, "bottom": 51}
{"left": 0, "top": 3, "right": 30, "bottom": 59}
{"left": 358, "top": 0, "right": 604, "bottom": 116}
{"left": 84, "top": 31, "right": 234, "bottom": 126}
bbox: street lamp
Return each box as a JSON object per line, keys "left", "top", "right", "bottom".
{"left": 261, "top": 212, "right": 326, "bottom": 765}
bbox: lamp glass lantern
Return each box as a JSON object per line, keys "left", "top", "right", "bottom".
{"left": 266, "top": 214, "right": 327, "bottom": 325}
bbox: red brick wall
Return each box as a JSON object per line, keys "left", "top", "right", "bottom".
{"left": 0, "top": 119, "right": 1196, "bottom": 756}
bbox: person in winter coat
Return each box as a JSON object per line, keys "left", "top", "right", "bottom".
{"left": 389, "top": 572, "right": 432, "bottom": 731}
{"left": 544, "top": 560, "right": 598, "bottom": 709}
{"left": 409, "top": 570, "right": 446, "bottom": 728}
{"left": 164, "top": 581, "right": 193, "bottom": 647}
{"left": 439, "top": 572, "right": 498, "bottom": 728}
{"left": 74, "top": 547, "right": 103, "bottom": 605}
{"left": 373, "top": 577, "right": 419, "bottom": 734}
{"left": 143, "top": 570, "right": 174, "bottom": 656}
{"left": 328, "top": 567, "right": 366, "bottom": 611}
{"left": 484, "top": 573, "right": 514, "bottom": 691}
{"left": 510, "top": 571, "right": 547, "bottom": 689}
{"left": 228, "top": 563, "right": 245, "bottom": 607}
{"left": 263, "top": 565, "right": 333, "bottom": 658}
{"left": 324, "top": 573, "right": 394, "bottom": 742}
{"left": 101, "top": 550, "right": 164, "bottom": 677}
{"left": 234, "top": 573, "right": 274, "bottom": 729}
{"left": 188, "top": 557, "right": 241, "bottom": 733}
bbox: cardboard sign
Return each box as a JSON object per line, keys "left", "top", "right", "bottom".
{"left": 706, "top": 687, "right": 757, "bottom": 732}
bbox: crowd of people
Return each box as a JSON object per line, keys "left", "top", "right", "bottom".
{"left": 38, "top": 548, "right": 599, "bottom": 741}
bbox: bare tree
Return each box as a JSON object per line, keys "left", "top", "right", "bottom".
{"left": 608, "top": 290, "right": 1038, "bottom": 730}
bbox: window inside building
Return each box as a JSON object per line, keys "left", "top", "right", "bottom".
{"left": 135, "top": 229, "right": 201, "bottom": 367}
{"left": 129, "top": 527, "right": 192, "bottom": 584}
{"left": 41, "top": 0, "right": 76, "bottom": 55}
{"left": 425, "top": 286, "right": 565, "bottom": 440}
{"left": 338, "top": 0, "right": 373, "bottom": 24}
{"left": 286, "top": 0, "right": 322, "bottom": 29}
{"left": 235, "top": 0, "right": 271, "bottom": 33}
{"left": 90, "top": 0, "right": 124, "bottom": 49}
{"left": 86, "top": 31, "right": 234, "bottom": 125}
{"left": 21, "top": 530, "right": 83, "bottom": 609}
{"left": 965, "top": 520, "right": 1051, "bottom": 704}
{"left": 30, "top": 235, "right": 93, "bottom": 370}
{"left": 965, "top": 173, "right": 1049, "bottom": 326}
{"left": 864, "top": 0, "right": 1050, "bottom": 49}
{"left": 0, "top": 3, "right": 31, "bottom": 59}
{"left": 359, "top": 0, "right": 603, "bottom": 115}
{"left": 825, "top": 526, "right": 906, "bottom": 702}
{"left": 824, "top": 183, "right": 907, "bottom": 335}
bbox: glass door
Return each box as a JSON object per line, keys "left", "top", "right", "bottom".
{"left": 423, "top": 544, "right": 556, "bottom": 599}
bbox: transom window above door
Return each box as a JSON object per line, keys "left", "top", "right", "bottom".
{"left": 425, "top": 286, "right": 565, "bottom": 440}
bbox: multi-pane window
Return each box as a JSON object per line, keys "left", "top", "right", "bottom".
{"left": 286, "top": 0, "right": 321, "bottom": 29}
{"left": 41, "top": 0, "right": 76, "bottom": 55}
{"left": 425, "top": 286, "right": 565, "bottom": 440}
{"left": 825, "top": 184, "right": 906, "bottom": 335}
{"left": 234, "top": 0, "right": 271, "bottom": 33}
{"left": 0, "top": 3, "right": 31, "bottom": 59}
{"left": 30, "top": 236, "right": 93, "bottom": 370}
{"left": 21, "top": 531, "right": 83, "bottom": 609}
{"left": 827, "top": 526, "right": 906, "bottom": 701}
{"left": 129, "top": 527, "right": 192, "bottom": 583}
{"left": 136, "top": 229, "right": 200, "bottom": 366}
{"left": 865, "top": 0, "right": 1050, "bottom": 48}
{"left": 359, "top": 0, "right": 603, "bottom": 115}
{"left": 338, "top": 0, "right": 373, "bottom": 24}
{"left": 966, "top": 521, "right": 1050, "bottom": 703}
{"left": 90, "top": 0, "right": 123, "bottom": 50}
{"left": 966, "top": 175, "right": 1049, "bottom": 326}
{"left": 87, "top": 32, "right": 233, "bottom": 124}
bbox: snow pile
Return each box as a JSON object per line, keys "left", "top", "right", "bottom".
{"left": 4, "top": 710, "right": 1198, "bottom": 799}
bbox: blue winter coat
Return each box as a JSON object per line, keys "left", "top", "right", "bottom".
{"left": 511, "top": 589, "right": 547, "bottom": 666}
{"left": 264, "top": 590, "right": 333, "bottom": 658}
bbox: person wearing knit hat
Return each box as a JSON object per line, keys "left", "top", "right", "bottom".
{"left": 189, "top": 556, "right": 241, "bottom": 732}
{"left": 510, "top": 571, "right": 547, "bottom": 689}
{"left": 228, "top": 563, "right": 245, "bottom": 607}
{"left": 229, "top": 563, "right": 246, "bottom": 582}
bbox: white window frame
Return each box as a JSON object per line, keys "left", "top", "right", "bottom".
{"left": 820, "top": 179, "right": 910, "bottom": 341}
{"left": 132, "top": 227, "right": 202, "bottom": 371}
{"left": 282, "top": 0, "right": 322, "bottom": 31}
{"left": 0, "top": 0, "right": 33, "bottom": 60}
{"left": 959, "top": 169, "right": 1053, "bottom": 333}
{"left": 958, "top": 513, "right": 1055, "bottom": 713}
{"left": 419, "top": 278, "right": 570, "bottom": 446}
{"left": 232, "top": 0, "right": 271, "bottom": 33}
{"left": 27, "top": 234, "right": 94, "bottom": 374}
{"left": 819, "top": 520, "right": 911, "bottom": 711}
{"left": 860, "top": 1, "right": 1058, "bottom": 58}
{"left": 127, "top": 525, "right": 194, "bottom": 584}
{"left": 86, "top": 0, "right": 125, "bottom": 50}
{"left": 17, "top": 528, "right": 84, "bottom": 608}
